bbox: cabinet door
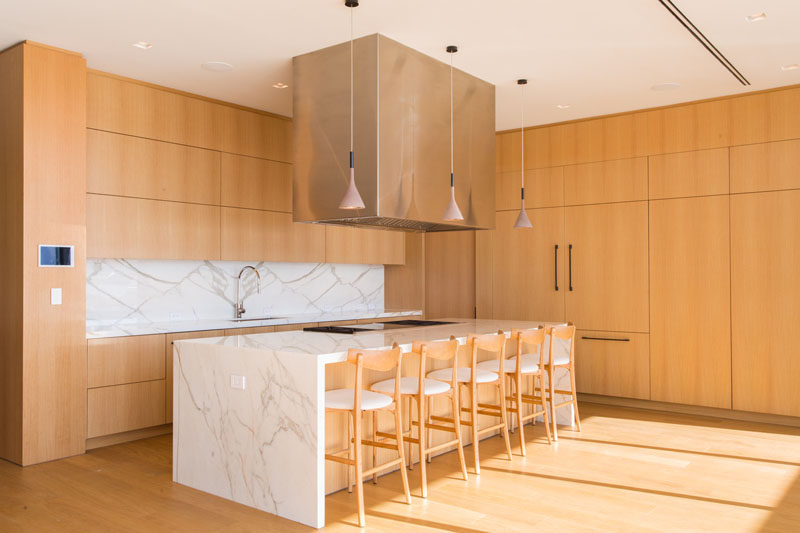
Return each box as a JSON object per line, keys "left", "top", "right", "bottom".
{"left": 563, "top": 157, "right": 647, "bottom": 206}
{"left": 731, "top": 191, "right": 800, "bottom": 416}
{"left": 575, "top": 331, "right": 649, "bottom": 399}
{"left": 492, "top": 209, "right": 565, "bottom": 321}
{"left": 324, "top": 225, "right": 405, "bottom": 265}
{"left": 565, "top": 202, "right": 649, "bottom": 332}
{"left": 649, "top": 196, "right": 731, "bottom": 408}
{"left": 165, "top": 329, "right": 225, "bottom": 423}
{"left": 87, "top": 334, "right": 166, "bottom": 388}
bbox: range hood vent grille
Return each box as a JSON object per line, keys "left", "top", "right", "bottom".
{"left": 314, "top": 216, "right": 475, "bottom": 232}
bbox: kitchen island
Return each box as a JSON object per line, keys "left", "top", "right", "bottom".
{"left": 172, "top": 319, "right": 575, "bottom": 528}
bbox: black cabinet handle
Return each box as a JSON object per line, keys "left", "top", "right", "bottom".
{"left": 568, "top": 244, "right": 573, "bottom": 291}
{"left": 581, "top": 336, "right": 631, "bottom": 342}
{"left": 554, "top": 244, "right": 559, "bottom": 291}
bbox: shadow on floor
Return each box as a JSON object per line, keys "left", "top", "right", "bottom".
{"left": 759, "top": 471, "right": 800, "bottom": 532}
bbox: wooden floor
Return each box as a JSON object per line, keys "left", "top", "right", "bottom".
{"left": 1, "top": 402, "right": 799, "bottom": 532}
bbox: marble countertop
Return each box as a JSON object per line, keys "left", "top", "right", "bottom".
{"left": 86, "top": 309, "right": 423, "bottom": 339}
{"left": 178, "top": 318, "right": 561, "bottom": 364}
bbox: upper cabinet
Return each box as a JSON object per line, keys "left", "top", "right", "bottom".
{"left": 648, "top": 148, "right": 729, "bottom": 200}
{"left": 496, "top": 168, "right": 563, "bottom": 211}
{"left": 221, "top": 208, "right": 325, "bottom": 263}
{"left": 324, "top": 226, "right": 405, "bottom": 265}
{"left": 730, "top": 138, "right": 800, "bottom": 194}
{"left": 220, "top": 153, "right": 292, "bottom": 212}
{"left": 563, "top": 157, "right": 647, "bottom": 205}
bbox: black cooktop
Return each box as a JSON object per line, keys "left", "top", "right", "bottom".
{"left": 303, "top": 319, "right": 455, "bottom": 335}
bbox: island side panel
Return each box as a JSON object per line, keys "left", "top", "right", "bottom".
{"left": 173, "top": 340, "right": 324, "bottom": 528}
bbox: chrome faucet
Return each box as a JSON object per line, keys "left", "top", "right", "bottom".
{"left": 235, "top": 266, "right": 261, "bottom": 319}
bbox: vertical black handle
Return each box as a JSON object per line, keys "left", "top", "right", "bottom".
{"left": 554, "top": 244, "right": 559, "bottom": 291}
{"left": 568, "top": 244, "right": 573, "bottom": 291}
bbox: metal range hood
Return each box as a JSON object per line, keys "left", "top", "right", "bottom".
{"left": 292, "top": 34, "right": 495, "bottom": 231}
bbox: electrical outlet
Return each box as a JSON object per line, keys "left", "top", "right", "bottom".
{"left": 230, "top": 375, "right": 246, "bottom": 390}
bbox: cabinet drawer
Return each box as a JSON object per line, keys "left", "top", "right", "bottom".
{"left": 87, "top": 334, "right": 166, "bottom": 388}
{"left": 87, "top": 380, "right": 166, "bottom": 438}
{"left": 275, "top": 322, "right": 317, "bottom": 332}
{"left": 223, "top": 326, "right": 275, "bottom": 336}
{"left": 575, "top": 331, "right": 649, "bottom": 400}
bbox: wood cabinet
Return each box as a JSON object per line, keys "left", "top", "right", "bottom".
{"left": 729, "top": 86, "right": 800, "bottom": 147}
{"left": 492, "top": 209, "right": 565, "bottom": 322}
{"left": 648, "top": 148, "right": 729, "bottom": 199}
{"left": 730, "top": 138, "right": 800, "bottom": 194}
{"left": 220, "top": 207, "right": 325, "bottom": 263}
{"left": 220, "top": 153, "right": 292, "bottom": 212}
{"left": 223, "top": 326, "right": 276, "bottom": 336}
{"left": 324, "top": 225, "right": 405, "bottom": 265}
{"left": 731, "top": 190, "right": 800, "bottom": 416}
{"left": 87, "top": 194, "right": 221, "bottom": 259}
{"left": 564, "top": 202, "right": 649, "bottom": 332}
{"left": 496, "top": 168, "right": 563, "bottom": 210}
{"left": 274, "top": 322, "right": 318, "bottom": 332}
{"left": 575, "top": 331, "right": 649, "bottom": 399}
{"left": 87, "top": 129, "right": 221, "bottom": 204}
{"left": 165, "top": 330, "right": 225, "bottom": 423}
{"left": 87, "top": 335, "right": 166, "bottom": 388}
{"left": 385, "top": 232, "right": 426, "bottom": 311}
{"left": 645, "top": 99, "right": 730, "bottom": 155}
{"left": 649, "top": 196, "right": 731, "bottom": 409}
{"left": 425, "top": 231, "right": 476, "bottom": 319}
{"left": 87, "top": 380, "right": 166, "bottom": 438}
{"left": 563, "top": 157, "right": 648, "bottom": 205}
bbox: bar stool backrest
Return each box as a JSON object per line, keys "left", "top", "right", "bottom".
{"left": 511, "top": 326, "right": 546, "bottom": 370}
{"left": 546, "top": 324, "right": 576, "bottom": 366}
{"left": 467, "top": 330, "right": 507, "bottom": 376}
{"left": 412, "top": 336, "right": 458, "bottom": 394}
{"left": 346, "top": 343, "right": 403, "bottom": 410}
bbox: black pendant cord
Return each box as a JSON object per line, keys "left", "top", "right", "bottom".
{"left": 449, "top": 47, "right": 455, "bottom": 186}
{"left": 349, "top": 3, "right": 354, "bottom": 172}
{"left": 519, "top": 79, "right": 526, "bottom": 199}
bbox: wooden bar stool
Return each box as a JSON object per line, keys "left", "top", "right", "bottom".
{"left": 542, "top": 324, "right": 581, "bottom": 440}
{"left": 324, "top": 343, "right": 411, "bottom": 527}
{"left": 370, "top": 336, "right": 468, "bottom": 497}
{"left": 428, "top": 331, "right": 512, "bottom": 475}
{"left": 477, "top": 326, "right": 552, "bottom": 454}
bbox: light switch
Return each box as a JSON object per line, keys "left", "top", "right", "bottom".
{"left": 51, "top": 288, "right": 62, "bottom": 305}
{"left": 230, "top": 375, "right": 246, "bottom": 390}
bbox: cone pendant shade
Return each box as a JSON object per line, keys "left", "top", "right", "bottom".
{"left": 339, "top": 153, "right": 365, "bottom": 209}
{"left": 513, "top": 191, "right": 532, "bottom": 228}
{"left": 442, "top": 178, "right": 463, "bottom": 221}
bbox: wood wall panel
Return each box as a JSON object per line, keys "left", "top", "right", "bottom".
{"left": 220, "top": 153, "right": 292, "bottom": 212}
{"left": 496, "top": 131, "right": 520, "bottom": 172}
{"left": 385, "top": 232, "right": 425, "bottom": 311}
{"left": 649, "top": 148, "right": 729, "bottom": 199}
{"left": 220, "top": 207, "right": 325, "bottom": 263}
{"left": 87, "top": 194, "right": 221, "bottom": 260}
{"left": 730, "top": 87, "right": 800, "bottom": 147}
{"left": 87, "top": 380, "right": 166, "bottom": 438}
{"left": 425, "top": 231, "right": 475, "bottom": 319}
{"left": 324, "top": 225, "right": 405, "bottom": 265}
{"left": 166, "top": 330, "right": 225, "bottom": 423}
{"left": 649, "top": 196, "right": 731, "bottom": 409}
{"left": 88, "top": 335, "right": 166, "bottom": 388}
{"left": 731, "top": 190, "right": 800, "bottom": 416}
{"left": 474, "top": 229, "right": 493, "bottom": 319}
{"left": 87, "top": 71, "right": 292, "bottom": 162}
{"left": 730, "top": 138, "right": 800, "bottom": 194}
{"left": 575, "top": 332, "right": 649, "bottom": 399}
{"left": 645, "top": 99, "right": 730, "bottom": 155}
{"left": 86, "top": 129, "right": 220, "bottom": 204}
{"left": 496, "top": 168, "right": 563, "bottom": 210}
{"left": 563, "top": 157, "right": 648, "bottom": 205}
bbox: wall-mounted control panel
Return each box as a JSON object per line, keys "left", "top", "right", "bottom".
{"left": 38, "top": 245, "right": 74, "bottom": 267}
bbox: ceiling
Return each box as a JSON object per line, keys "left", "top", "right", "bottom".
{"left": 2, "top": 0, "right": 799, "bottom": 130}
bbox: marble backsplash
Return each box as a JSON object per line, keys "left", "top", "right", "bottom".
{"left": 87, "top": 259, "right": 384, "bottom": 327}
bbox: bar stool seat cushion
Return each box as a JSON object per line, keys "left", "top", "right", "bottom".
{"left": 545, "top": 354, "right": 571, "bottom": 366}
{"left": 478, "top": 354, "right": 540, "bottom": 374}
{"left": 325, "top": 388, "right": 393, "bottom": 410}
{"left": 371, "top": 377, "right": 451, "bottom": 396}
{"left": 427, "top": 367, "right": 498, "bottom": 384}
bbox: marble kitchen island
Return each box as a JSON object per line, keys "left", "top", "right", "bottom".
{"left": 172, "top": 319, "right": 575, "bottom": 528}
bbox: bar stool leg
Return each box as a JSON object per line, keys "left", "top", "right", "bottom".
{"left": 371, "top": 410, "right": 378, "bottom": 484}
{"left": 426, "top": 396, "right": 433, "bottom": 464}
{"left": 569, "top": 365, "right": 582, "bottom": 431}
{"left": 514, "top": 375, "right": 526, "bottom": 456}
{"left": 417, "top": 392, "right": 427, "bottom": 497}
{"left": 451, "top": 388, "right": 468, "bottom": 480}
{"left": 549, "top": 365, "right": 558, "bottom": 441}
{"left": 539, "top": 373, "right": 552, "bottom": 444}
{"left": 469, "top": 382, "right": 480, "bottom": 475}
{"left": 347, "top": 412, "right": 354, "bottom": 493}
{"left": 498, "top": 378, "right": 513, "bottom": 461}
{"left": 353, "top": 409, "right": 365, "bottom": 527}
{"left": 394, "top": 404, "right": 412, "bottom": 504}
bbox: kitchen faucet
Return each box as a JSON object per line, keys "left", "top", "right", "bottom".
{"left": 235, "top": 266, "right": 261, "bottom": 319}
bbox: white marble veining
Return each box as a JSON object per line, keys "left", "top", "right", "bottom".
{"left": 173, "top": 319, "right": 575, "bottom": 528}
{"left": 87, "top": 258, "right": 384, "bottom": 328}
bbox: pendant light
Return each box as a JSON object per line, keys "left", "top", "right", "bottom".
{"left": 338, "top": 0, "right": 366, "bottom": 210}
{"left": 442, "top": 45, "right": 464, "bottom": 221}
{"left": 513, "top": 78, "right": 533, "bottom": 228}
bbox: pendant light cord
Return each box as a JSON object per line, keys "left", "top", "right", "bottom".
{"left": 449, "top": 52, "right": 454, "bottom": 186}
{"left": 520, "top": 82, "right": 525, "bottom": 198}
{"left": 349, "top": 7, "right": 354, "bottom": 162}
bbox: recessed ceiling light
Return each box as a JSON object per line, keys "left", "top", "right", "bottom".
{"left": 132, "top": 41, "right": 152, "bottom": 50}
{"left": 651, "top": 82, "right": 681, "bottom": 91}
{"left": 781, "top": 64, "right": 799, "bottom": 71}
{"left": 272, "top": 82, "right": 289, "bottom": 89}
{"left": 745, "top": 12, "right": 767, "bottom": 22}
{"left": 201, "top": 61, "right": 234, "bottom": 72}
{"left": 556, "top": 104, "right": 571, "bottom": 109}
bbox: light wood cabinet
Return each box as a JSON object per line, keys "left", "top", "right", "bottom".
{"left": 575, "top": 331, "right": 649, "bottom": 399}
{"left": 648, "top": 148, "right": 729, "bottom": 199}
{"left": 220, "top": 207, "right": 325, "bottom": 263}
{"left": 223, "top": 326, "right": 275, "bottom": 336}
{"left": 730, "top": 138, "right": 800, "bottom": 194}
{"left": 649, "top": 197, "right": 731, "bottom": 409}
{"left": 87, "top": 335, "right": 166, "bottom": 388}
{"left": 564, "top": 202, "right": 649, "bottom": 332}
{"left": 87, "top": 380, "right": 166, "bottom": 438}
{"left": 731, "top": 190, "right": 800, "bottom": 416}
{"left": 385, "top": 232, "right": 426, "bottom": 311}
{"left": 87, "top": 194, "right": 221, "bottom": 259}
{"left": 563, "top": 157, "right": 647, "bottom": 206}
{"left": 645, "top": 99, "right": 730, "bottom": 155}
{"left": 324, "top": 225, "right": 405, "bottom": 265}
{"left": 496, "top": 168, "right": 563, "bottom": 210}
{"left": 729, "top": 86, "right": 800, "bottom": 147}
{"left": 220, "top": 153, "right": 292, "bottom": 212}
{"left": 87, "top": 129, "right": 220, "bottom": 204}
{"left": 492, "top": 209, "right": 565, "bottom": 322}
{"left": 425, "top": 231, "right": 475, "bottom": 319}
{"left": 165, "top": 330, "right": 226, "bottom": 423}
{"left": 274, "top": 322, "right": 317, "bottom": 332}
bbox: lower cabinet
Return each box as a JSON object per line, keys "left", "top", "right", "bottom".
{"left": 87, "top": 380, "right": 166, "bottom": 438}
{"left": 575, "top": 331, "right": 650, "bottom": 400}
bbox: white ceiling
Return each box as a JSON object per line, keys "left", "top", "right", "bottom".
{"left": 2, "top": 0, "right": 799, "bottom": 130}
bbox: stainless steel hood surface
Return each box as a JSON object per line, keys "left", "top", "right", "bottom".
{"left": 292, "top": 34, "right": 496, "bottom": 231}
